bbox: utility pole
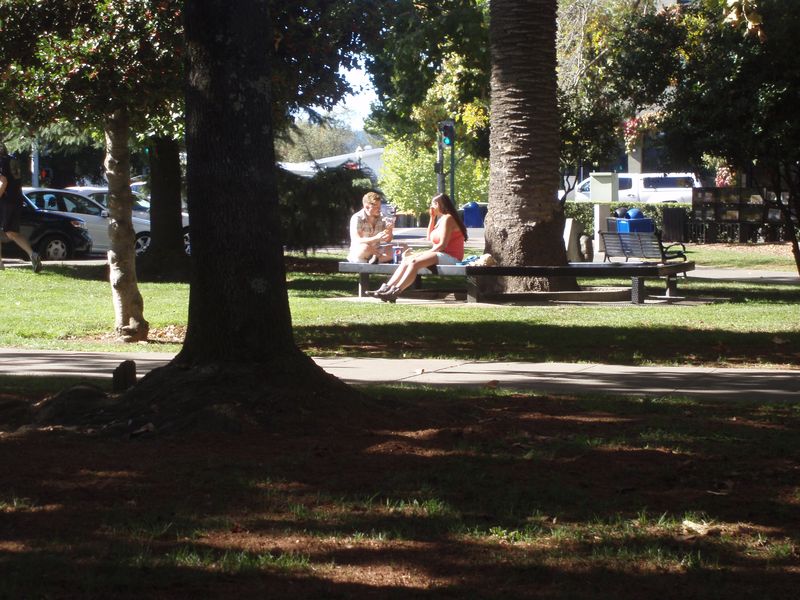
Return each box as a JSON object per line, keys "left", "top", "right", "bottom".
{"left": 30, "top": 138, "right": 40, "bottom": 187}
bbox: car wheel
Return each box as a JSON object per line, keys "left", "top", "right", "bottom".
{"left": 135, "top": 232, "right": 152, "bottom": 256}
{"left": 38, "top": 234, "right": 72, "bottom": 261}
{"left": 182, "top": 227, "right": 191, "bottom": 256}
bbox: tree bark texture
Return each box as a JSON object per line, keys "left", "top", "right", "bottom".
{"left": 177, "top": 0, "right": 310, "bottom": 370}
{"left": 484, "top": 0, "right": 575, "bottom": 293}
{"left": 104, "top": 109, "right": 150, "bottom": 342}
{"left": 148, "top": 136, "right": 186, "bottom": 256}
{"left": 137, "top": 136, "right": 190, "bottom": 280}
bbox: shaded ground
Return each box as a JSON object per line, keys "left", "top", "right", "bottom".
{"left": 1, "top": 387, "right": 798, "bottom": 598}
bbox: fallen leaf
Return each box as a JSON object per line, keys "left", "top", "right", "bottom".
{"left": 485, "top": 380, "right": 499, "bottom": 389}
{"left": 131, "top": 422, "right": 155, "bottom": 437}
{"left": 682, "top": 519, "right": 721, "bottom": 536}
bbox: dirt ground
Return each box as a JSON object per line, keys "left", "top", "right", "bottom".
{"left": 1, "top": 387, "right": 798, "bottom": 599}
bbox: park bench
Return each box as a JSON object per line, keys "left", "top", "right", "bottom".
{"left": 600, "top": 231, "right": 687, "bottom": 263}
{"left": 338, "top": 260, "right": 696, "bottom": 304}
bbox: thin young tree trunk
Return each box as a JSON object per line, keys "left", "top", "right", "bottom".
{"left": 104, "top": 108, "right": 149, "bottom": 342}
{"left": 484, "top": 0, "right": 576, "bottom": 293}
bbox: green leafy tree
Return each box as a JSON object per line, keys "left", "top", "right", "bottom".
{"left": 379, "top": 140, "right": 439, "bottom": 216}
{"left": 0, "top": 0, "right": 184, "bottom": 341}
{"left": 366, "top": 0, "right": 490, "bottom": 154}
{"left": 367, "top": 0, "right": 635, "bottom": 188}
{"left": 380, "top": 139, "right": 488, "bottom": 217}
{"left": 606, "top": 0, "right": 800, "bottom": 273}
{"left": 275, "top": 119, "right": 381, "bottom": 162}
{"left": 556, "top": 0, "right": 646, "bottom": 195}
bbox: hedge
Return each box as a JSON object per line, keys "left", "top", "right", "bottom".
{"left": 563, "top": 202, "right": 692, "bottom": 234}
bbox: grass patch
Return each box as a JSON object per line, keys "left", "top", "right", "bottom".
{"left": 684, "top": 243, "right": 797, "bottom": 271}
{"left": 1, "top": 250, "right": 798, "bottom": 367}
{"left": 2, "top": 387, "right": 798, "bottom": 597}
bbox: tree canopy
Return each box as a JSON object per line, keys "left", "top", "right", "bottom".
{"left": 604, "top": 0, "right": 800, "bottom": 271}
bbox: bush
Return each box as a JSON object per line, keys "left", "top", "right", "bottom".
{"left": 563, "top": 202, "right": 692, "bottom": 233}
{"left": 278, "top": 167, "right": 371, "bottom": 252}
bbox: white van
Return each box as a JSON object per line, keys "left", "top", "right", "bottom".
{"left": 571, "top": 173, "right": 699, "bottom": 203}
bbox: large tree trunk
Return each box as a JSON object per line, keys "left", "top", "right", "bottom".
{"left": 178, "top": 0, "right": 296, "bottom": 366}
{"left": 137, "top": 136, "right": 190, "bottom": 280}
{"left": 118, "top": 0, "right": 350, "bottom": 434}
{"left": 483, "top": 0, "right": 576, "bottom": 293}
{"left": 104, "top": 109, "right": 150, "bottom": 342}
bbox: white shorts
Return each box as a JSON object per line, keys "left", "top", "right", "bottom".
{"left": 435, "top": 252, "right": 459, "bottom": 265}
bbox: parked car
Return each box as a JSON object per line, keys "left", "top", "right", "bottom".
{"left": 68, "top": 185, "right": 153, "bottom": 220}
{"left": 23, "top": 187, "right": 153, "bottom": 255}
{"left": 68, "top": 185, "right": 191, "bottom": 254}
{"left": 1, "top": 196, "right": 92, "bottom": 260}
{"left": 570, "top": 172, "right": 699, "bottom": 203}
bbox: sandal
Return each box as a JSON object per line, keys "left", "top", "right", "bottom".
{"left": 365, "top": 283, "right": 390, "bottom": 296}
{"left": 377, "top": 286, "right": 400, "bottom": 303}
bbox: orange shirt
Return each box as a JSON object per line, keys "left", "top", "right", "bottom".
{"left": 431, "top": 223, "right": 465, "bottom": 261}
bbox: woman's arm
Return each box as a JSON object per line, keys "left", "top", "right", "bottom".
{"left": 425, "top": 206, "right": 437, "bottom": 241}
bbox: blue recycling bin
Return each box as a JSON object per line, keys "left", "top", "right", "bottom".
{"left": 616, "top": 218, "right": 654, "bottom": 233}
{"left": 462, "top": 201, "right": 484, "bottom": 228}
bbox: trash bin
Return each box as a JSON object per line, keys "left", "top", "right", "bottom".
{"left": 617, "top": 218, "right": 654, "bottom": 233}
{"left": 462, "top": 201, "right": 484, "bottom": 228}
{"left": 662, "top": 207, "right": 687, "bottom": 242}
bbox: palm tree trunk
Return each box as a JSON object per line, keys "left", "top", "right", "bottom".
{"left": 484, "top": 0, "right": 576, "bottom": 293}
{"left": 104, "top": 109, "right": 149, "bottom": 341}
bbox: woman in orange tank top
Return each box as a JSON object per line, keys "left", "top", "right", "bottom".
{"left": 371, "top": 193, "right": 468, "bottom": 302}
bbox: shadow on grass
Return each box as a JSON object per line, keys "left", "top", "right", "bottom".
{"left": 1, "top": 390, "right": 798, "bottom": 598}
{"left": 295, "top": 320, "right": 800, "bottom": 365}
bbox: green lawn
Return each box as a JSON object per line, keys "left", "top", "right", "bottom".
{"left": 0, "top": 256, "right": 798, "bottom": 367}
{"left": 683, "top": 242, "right": 797, "bottom": 270}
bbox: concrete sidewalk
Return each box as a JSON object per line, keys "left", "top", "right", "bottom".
{"left": 1, "top": 348, "right": 797, "bottom": 403}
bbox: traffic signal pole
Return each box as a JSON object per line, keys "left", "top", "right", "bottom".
{"left": 435, "top": 138, "right": 445, "bottom": 195}
{"left": 436, "top": 119, "right": 456, "bottom": 201}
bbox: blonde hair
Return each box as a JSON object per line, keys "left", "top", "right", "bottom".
{"left": 362, "top": 191, "right": 382, "bottom": 207}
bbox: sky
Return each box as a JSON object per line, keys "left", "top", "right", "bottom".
{"left": 329, "top": 67, "right": 377, "bottom": 131}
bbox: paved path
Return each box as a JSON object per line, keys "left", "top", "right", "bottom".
{"left": 1, "top": 349, "right": 797, "bottom": 403}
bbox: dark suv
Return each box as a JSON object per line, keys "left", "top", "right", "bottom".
{"left": 1, "top": 196, "right": 93, "bottom": 260}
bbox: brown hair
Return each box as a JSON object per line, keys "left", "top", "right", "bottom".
{"left": 432, "top": 193, "right": 468, "bottom": 240}
{"left": 362, "top": 191, "right": 382, "bottom": 207}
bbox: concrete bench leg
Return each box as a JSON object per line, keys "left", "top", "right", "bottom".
{"left": 665, "top": 275, "right": 678, "bottom": 297}
{"left": 466, "top": 277, "right": 480, "bottom": 303}
{"left": 358, "top": 273, "right": 369, "bottom": 297}
{"left": 631, "top": 276, "right": 646, "bottom": 304}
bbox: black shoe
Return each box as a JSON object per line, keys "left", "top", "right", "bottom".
{"left": 377, "top": 286, "right": 400, "bottom": 303}
{"left": 30, "top": 253, "right": 42, "bottom": 273}
{"left": 366, "top": 283, "right": 389, "bottom": 296}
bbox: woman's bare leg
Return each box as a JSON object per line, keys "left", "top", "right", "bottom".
{"left": 392, "top": 251, "right": 438, "bottom": 292}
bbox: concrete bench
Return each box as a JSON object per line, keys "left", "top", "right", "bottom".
{"left": 600, "top": 231, "right": 687, "bottom": 262}
{"left": 338, "top": 261, "right": 696, "bottom": 304}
